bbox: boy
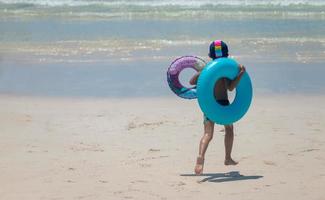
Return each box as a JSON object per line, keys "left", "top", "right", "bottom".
{"left": 189, "top": 40, "right": 246, "bottom": 175}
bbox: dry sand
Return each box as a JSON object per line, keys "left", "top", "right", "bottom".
{"left": 0, "top": 94, "right": 324, "bottom": 200}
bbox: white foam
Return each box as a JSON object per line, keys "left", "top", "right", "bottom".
{"left": 1, "top": 0, "right": 325, "bottom": 7}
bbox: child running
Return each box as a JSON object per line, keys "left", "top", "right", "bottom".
{"left": 190, "top": 40, "right": 246, "bottom": 175}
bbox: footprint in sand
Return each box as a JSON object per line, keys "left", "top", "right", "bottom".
{"left": 177, "top": 181, "right": 186, "bottom": 186}
{"left": 17, "top": 114, "right": 32, "bottom": 123}
{"left": 169, "top": 181, "right": 186, "bottom": 192}
{"left": 70, "top": 142, "right": 104, "bottom": 152}
{"left": 263, "top": 160, "right": 277, "bottom": 166}
{"left": 148, "top": 148, "right": 160, "bottom": 152}
{"left": 127, "top": 122, "right": 137, "bottom": 130}
{"left": 139, "top": 163, "right": 152, "bottom": 168}
{"left": 26, "top": 144, "right": 40, "bottom": 153}
{"left": 127, "top": 120, "right": 167, "bottom": 131}
{"left": 301, "top": 148, "right": 319, "bottom": 153}
{"left": 135, "top": 180, "right": 148, "bottom": 183}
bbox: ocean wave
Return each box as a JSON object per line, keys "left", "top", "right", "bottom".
{"left": 1, "top": 0, "right": 325, "bottom": 7}
{"left": 1, "top": 3, "right": 325, "bottom": 20}
{"left": 1, "top": 37, "right": 324, "bottom": 64}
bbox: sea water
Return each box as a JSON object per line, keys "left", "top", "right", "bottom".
{"left": 0, "top": 0, "right": 325, "bottom": 97}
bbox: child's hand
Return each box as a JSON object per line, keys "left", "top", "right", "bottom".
{"left": 189, "top": 71, "right": 201, "bottom": 85}
{"left": 239, "top": 64, "right": 246, "bottom": 74}
{"left": 228, "top": 64, "right": 246, "bottom": 91}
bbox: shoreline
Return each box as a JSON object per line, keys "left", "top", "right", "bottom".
{"left": 1, "top": 91, "right": 325, "bottom": 100}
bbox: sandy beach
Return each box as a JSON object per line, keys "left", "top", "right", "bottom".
{"left": 1, "top": 1, "right": 325, "bottom": 199}
{"left": 1, "top": 94, "right": 324, "bottom": 200}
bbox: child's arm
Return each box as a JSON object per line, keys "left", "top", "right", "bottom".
{"left": 189, "top": 71, "right": 201, "bottom": 85}
{"left": 227, "top": 64, "right": 246, "bottom": 91}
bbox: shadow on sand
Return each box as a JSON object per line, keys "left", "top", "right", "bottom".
{"left": 180, "top": 171, "right": 263, "bottom": 183}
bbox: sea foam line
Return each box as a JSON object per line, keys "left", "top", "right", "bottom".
{"left": 1, "top": 0, "right": 325, "bottom": 7}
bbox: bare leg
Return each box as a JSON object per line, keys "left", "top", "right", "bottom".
{"left": 195, "top": 120, "right": 214, "bottom": 175}
{"left": 224, "top": 124, "right": 238, "bottom": 165}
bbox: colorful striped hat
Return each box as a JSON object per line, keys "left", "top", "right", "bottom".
{"left": 209, "top": 40, "right": 229, "bottom": 59}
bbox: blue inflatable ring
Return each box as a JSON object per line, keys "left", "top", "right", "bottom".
{"left": 197, "top": 58, "right": 253, "bottom": 125}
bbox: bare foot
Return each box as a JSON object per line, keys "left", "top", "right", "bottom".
{"left": 224, "top": 158, "right": 238, "bottom": 166}
{"left": 194, "top": 156, "right": 204, "bottom": 175}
